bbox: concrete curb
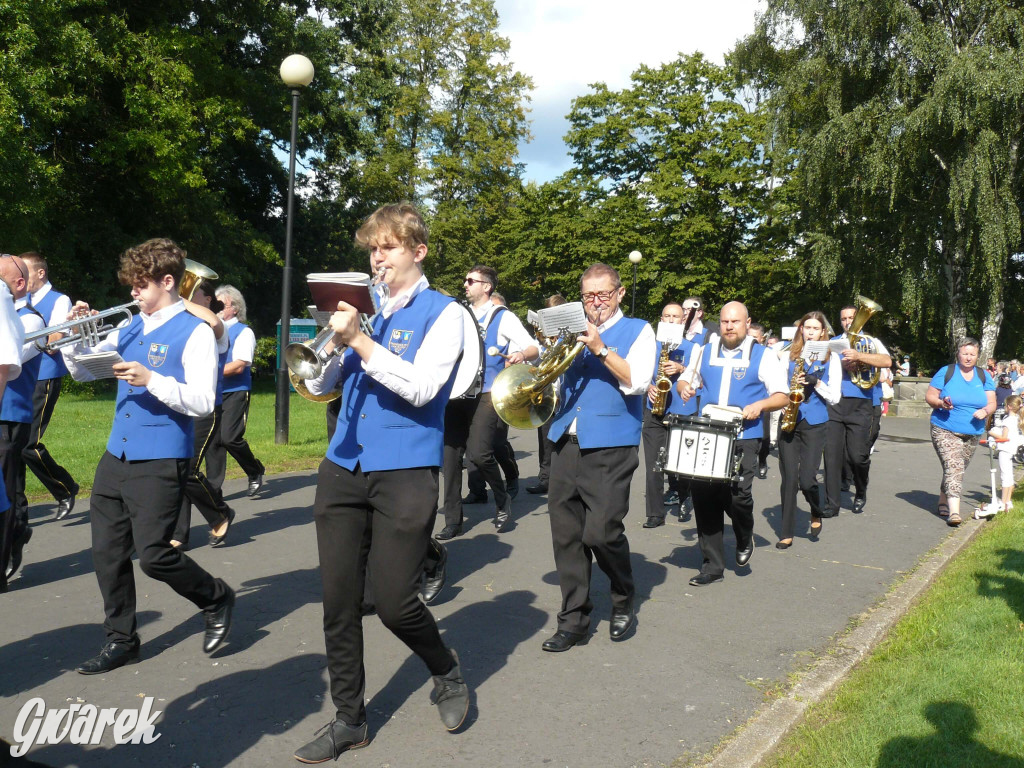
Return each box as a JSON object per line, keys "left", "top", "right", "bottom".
{"left": 701, "top": 514, "right": 987, "bottom": 767}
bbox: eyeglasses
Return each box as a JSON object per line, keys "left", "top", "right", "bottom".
{"left": 464, "top": 278, "right": 491, "bottom": 286}
{"left": 581, "top": 290, "right": 617, "bottom": 304}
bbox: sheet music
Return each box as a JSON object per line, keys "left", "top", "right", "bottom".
{"left": 72, "top": 351, "right": 125, "bottom": 380}
{"left": 828, "top": 337, "right": 851, "bottom": 354}
{"left": 537, "top": 302, "right": 587, "bottom": 337}
{"left": 803, "top": 341, "right": 830, "bottom": 361}
{"left": 656, "top": 322, "right": 685, "bottom": 345}
{"left": 307, "top": 305, "right": 332, "bottom": 328}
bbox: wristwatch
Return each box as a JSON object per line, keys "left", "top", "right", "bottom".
{"left": 597, "top": 346, "right": 610, "bottom": 360}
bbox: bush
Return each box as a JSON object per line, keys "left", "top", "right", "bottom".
{"left": 253, "top": 336, "right": 278, "bottom": 378}
{"left": 61, "top": 376, "right": 117, "bottom": 398}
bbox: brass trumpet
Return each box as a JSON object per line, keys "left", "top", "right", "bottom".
{"left": 24, "top": 302, "right": 140, "bottom": 352}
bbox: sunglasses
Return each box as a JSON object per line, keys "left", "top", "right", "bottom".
{"left": 0, "top": 254, "right": 27, "bottom": 282}
{"left": 464, "top": 278, "right": 491, "bottom": 286}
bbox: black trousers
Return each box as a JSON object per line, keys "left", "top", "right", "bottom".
{"left": 824, "top": 397, "right": 873, "bottom": 513}
{"left": 468, "top": 423, "right": 518, "bottom": 496}
{"left": 326, "top": 396, "right": 342, "bottom": 442}
{"left": 1, "top": 420, "right": 31, "bottom": 588}
{"left": 548, "top": 439, "right": 637, "bottom": 634}
{"left": 641, "top": 410, "right": 686, "bottom": 519}
{"left": 22, "top": 377, "right": 78, "bottom": 504}
{"left": 536, "top": 421, "right": 553, "bottom": 485}
{"left": 207, "top": 390, "right": 264, "bottom": 489}
{"left": 441, "top": 394, "right": 508, "bottom": 526}
{"left": 691, "top": 438, "right": 758, "bottom": 578}
{"left": 777, "top": 420, "right": 826, "bottom": 539}
{"left": 314, "top": 459, "right": 453, "bottom": 724}
{"left": 176, "top": 408, "right": 232, "bottom": 545}
{"left": 758, "top": 412, "right": 772, "bottom": 465}
{"left": 90, "top": 452, "right": 228, "bottom": 645}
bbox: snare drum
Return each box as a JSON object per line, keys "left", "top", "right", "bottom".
{"left": 450, "top": 301, "right": 484, "bottom": 400}
{"left": 662, "top": 414, "right": 740, "bottom": 482}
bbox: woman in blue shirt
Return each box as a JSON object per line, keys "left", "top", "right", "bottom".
{"left": 925, "top": 337, "right": 996, "bottom": 526}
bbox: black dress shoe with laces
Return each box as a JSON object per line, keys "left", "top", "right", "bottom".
{"left": 609, "top": 606, "right": 635, "bottom": 640}
{"left": 293, "top": 720, "right": 369, "bottom": 764}
{"left": 852, "top": 495, "right": 867, "bottom": 513}
{"left": 736, "top": 540, "right": 754, "bottom": 566}
{"left": 436, "top": 523, "right": 462, "bottom": 541}
{"left": 247, "top": 473, "right": 264, "bottom": 497}
{"left": 420, "top": 543, "right": 448, "bottom": 604}
{"left": 76, "top": 640, "right": 141, "bottom": 675}
{"left": 494, "top": 498, "right": 512, "bottom": 532}
{"left": 203, "top": 586, "right": 235, "bottom": 654}
{"left": 757, "top": 462, "right": 768, "bottom": 479}
{"left": 5, "top": 526, "right": 32, "bottom": 580}
{"left": 541, "top": 630, "right": 588, "bottom": 652}
{"left": 642, "top": 516, "right": 665, "bottom": 528}
{"left": 431, "top": 649, "right": 470, "bottom": 731}
{"left": 526, "top": 483, "right": 548, "bottom": 494}
{"left": 55, "top": 494, "right": 76, "bottom": 521}
{"left": 688, "top": 572, "right": 724, "bottom": 586}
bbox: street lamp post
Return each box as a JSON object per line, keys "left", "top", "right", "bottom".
{"left": 628, "top": 250, "right": 643, "bottom": 317}
{"left": 275, "top": 54, "right": 315, "bottom": 445}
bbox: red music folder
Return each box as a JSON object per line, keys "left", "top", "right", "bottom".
{"left": 306, "top": 273, "right": 375, "bottom": 315}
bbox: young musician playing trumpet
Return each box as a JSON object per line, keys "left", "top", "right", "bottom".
{"left": 776, "top": 312, "right": 841, "bottom": 549}
{"left": 294, "top": 204, "right": 470, "bottom": 762}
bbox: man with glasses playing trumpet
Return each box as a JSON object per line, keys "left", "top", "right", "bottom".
{"left": 540, "top": 263, "right": 656, "bottom": 652}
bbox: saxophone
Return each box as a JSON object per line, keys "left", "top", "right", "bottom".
{"left": 651, "top": 343, "right": 675, "bottom": 417}
{"left": 780, "top": 358, "right": 806, "bottom": 433}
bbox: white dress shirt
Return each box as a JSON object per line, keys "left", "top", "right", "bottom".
{"left": 13, "top": 296, "right": 44, "bottom": 364}
{"left": 686, "top": 336, "right": 789, "bottom": 404}
{"left": 474, "top": 303, "right": 537, "bottom": 357}
{"left": 0, "top": 282, "right": 24, "bottom": 382}
{"left": 223, "top": 316, "right": 256, "bottom": 363}
{"left": 62, "top": 299, "right": 216, "bottom": 417}
{"left": 307, "top": 274, "right": 464, "bottom": 407}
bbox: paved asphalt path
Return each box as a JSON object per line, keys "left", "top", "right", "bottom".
{"left": 0, "top": 416, "right": 994, "bottom": 767}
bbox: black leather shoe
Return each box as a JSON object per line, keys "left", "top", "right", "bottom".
{"left": 55, "top": 494, "right": 76, "bottom": 521}
{"left": 736, "top": 540, "right": 754, "bottom": 566}
{"left": 203, "top": 586, "right": 235, "bottom": 654}
{"left": 663, "top": 490, "right": 680, "bottom": 506}
{"left": 436, "top": 523, "right": 462, "bottom": 541}
{"left": 294, "top": 720, "right": 369, "bottom": 763}
{"left": 819, "top": 509, "right": 839, "bottom": 518}
{"left": 757, "top": 462, "right": 768, "bottom": 479}
{"left": 609, "top": 606, "right": 635, "bottom": 640}
{"left": 209, "top": 507, "right": 236, "bottom": 548}
{"left": 852, "top": 495, "right": 867, "bottom": 513}
{"left": 776, "top": 539, "right": 793, "bottom": 550}
{"left": 421, "top": 542, "right": 447, "bottom": 604}
{"left": 688, "top": 573, "right": 723, "bottom": 586}
{"left": 494, "top": 498, "right": 512, "bottom": 532}
{"left": 506, "top": 476, "right": 519, "bottom": 499}
{"left": 541, "top": 630, "right": 587, "bottom": 652}
{"left": 462, "top": 492, "right": 487, "bottom": 504}
{"left": 247, "top": 473, "right": 264, "bottom": 497}
{"left": 5, "top": 526, "right": 32, "bottom": 580}
{"left": 643, "top": 516, "right": 665, "bottom": 529}
{"left": 76, "top": 640, "right": 141, "bottom": 675}
{"left": 431, "top": 649, "right": 470, "bottom": 731}
{"left": 526, "top": 482, "right": 548, "bottom": 494}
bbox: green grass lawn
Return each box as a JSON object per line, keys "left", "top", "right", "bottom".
{"left": 24, "top": 381, "right": 329, "bottom": 501}
{"left": 762, "top": 505, "right": 1024, "bottom": 767}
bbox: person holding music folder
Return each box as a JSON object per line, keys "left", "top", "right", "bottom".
{"left": 19, "top": 252, "right": 80, "bottom": 521}
{"left": 678, "top": 301, "right": 789, "bottom": 586}
{"left": 0, "top": 254, "right": 44, "bottom": 587}
{"left": 541, "top": 263, "right": 656, "bottom": 652}
{"left": 641, "top": 302, "right": 698, "bottom": 529}
{"left": 822, "top": 304, "right": 892, "bottom": 517}
{"left": 775, "top": 312, "right": 841, "bottom": 549}
{"left": 295, "top": 204, "right": 470, "bottom": 762}
{"left": 61, "top": 239, "right": 235, "bottom": 673}
{"left": 437, "top": 264, "right": 538, "bottom": 539}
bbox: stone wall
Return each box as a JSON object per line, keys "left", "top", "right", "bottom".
{"left": 889, "top": 376, "right": 933, "bottom": 418}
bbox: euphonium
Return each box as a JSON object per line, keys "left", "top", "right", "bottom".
{"left": 491, "top": 331, "right": 585, "bottom": 429}
{"left": 780, "top": 358, "right": 806, "bottom": 433}
{"left": 847, "top": 295, "right": 883, "bottom": 390}
{"left": 650, "top": 343, "right": 673, "bottom": 418}
{"left": 179, "top": 259, "right": 218, "bottom": 301}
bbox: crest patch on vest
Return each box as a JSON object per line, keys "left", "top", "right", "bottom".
{"left": 148, "top": 343, "right": 169, "bottom": 367}
{"left": 389, "top": 329, "right": 413, "bottom": 355}
{"left": 732, "top": 365, "right": 748, "bottom": 380}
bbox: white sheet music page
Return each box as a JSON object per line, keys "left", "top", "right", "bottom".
{"left": 803, "top": 341, "right": 830, "bottom": 361}
{"left": 656, "top": 322, "right": 685, "bottom": 345}
{"left": 72, "top": 351, "right": 125, "bottom": 379}
{"left": 537, "top": 302, "right": 587, "bottom": 338}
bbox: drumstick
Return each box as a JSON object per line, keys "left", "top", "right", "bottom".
{"left": 487, "top": 346, "right": 513, "bottom": 359}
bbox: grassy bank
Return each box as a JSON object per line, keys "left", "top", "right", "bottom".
{"left": 24, "top": 380, "right": 329, "bottom": 501}
{"left": 762, "top": 506, "right": 1024, "bottom": 767}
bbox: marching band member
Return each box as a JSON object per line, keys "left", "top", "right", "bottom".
{"left": 776, "top": 312, "right": 841, "bottom": 549}
{"left": 0, "top": 263, "right": 29, "bottom": 592}
{"left": 679, "top": 302, "right": 788, "bottom": 586}
{"left": 294, "top": 204, "right": 469, "bottom": 762}
{"left": 64, "top": 239, "right": 235, "bottom": 673}
{"left": 541, "top": 263, "right": 656, "bottom": 652}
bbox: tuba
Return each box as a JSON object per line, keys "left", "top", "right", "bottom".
{"left": 847, "top": 295, "right": 883, "bottom": 389}
{"left": 491, "top": 331, "right": 585, "bottom": 429}
{"left": 179, "top": 259, "right": 218, "bottom": 301}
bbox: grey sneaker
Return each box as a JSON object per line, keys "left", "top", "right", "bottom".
{"left": 431, "top": 649, "right": 470, "bottom": 731}
{"left": 293, "top": 720, "right": 368, "bottom": 764}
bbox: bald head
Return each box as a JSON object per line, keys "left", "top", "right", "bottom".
{"left": 719, "top": 301, "right": 750, "bottom": 349}
{"left": 0, "top": 254, "right": 29, "bottom": 300}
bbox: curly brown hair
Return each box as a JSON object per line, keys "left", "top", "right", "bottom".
{"left": 117, "top": 238, "right": 186, "bottom": 289}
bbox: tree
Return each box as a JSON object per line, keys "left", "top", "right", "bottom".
{"left": 734, "top": 0, "right": 1024, "bottom": 360}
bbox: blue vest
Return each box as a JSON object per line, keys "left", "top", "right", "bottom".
{"left": 222, "top": 323, "right": 253, "bottom": 393}
{"left": 549, "top": 317, "right": 648, "bottom": 449}
{"left": 215, "top": 344, "right": 227, "bottom": 407}
{"left": 697, "top": 338, "right": 769, "bottom": 439}
{"left": 787, "top": 356, "right": 830, "bottom": 426}
{"left": 327, "top": 289, "right": 456, "bottom": 472}
{"left": 106, "top": 311, "right": 203, "bottom": 460}
{"left": 481, "top": 306, "right": 508, "bottom": 392}
{"left": 648, "top": 338, "right": 698, "bottom": 417}
{"left": 32, "top": 288, "right": 70, "bottom": 379}
{"left": 0, "top": 306, "right": 43, "bottom": 423}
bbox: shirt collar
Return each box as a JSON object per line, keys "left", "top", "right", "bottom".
{"left": 685, "top": 319, "right": 704, "bottom": 340}
{"left": 141, "top": 298, "right": 186, "bottom": 323}
{"left": 223, "top": 316, "right": 239, "bottom": 328}
{"left": 14, "top": 296, "right": 29, "bottom": 310}
{"left": 597, "top": 308, "right": 624, "bottom": 333}
{"left": 31, "top": 282, "right": 52, "bottom": 305}
{"left": 380, "top": 274, "right": 429, "bottom": 319}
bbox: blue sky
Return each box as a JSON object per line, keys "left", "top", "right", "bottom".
{"left": 492, "top": 0, "right": 766, "bottom": 184}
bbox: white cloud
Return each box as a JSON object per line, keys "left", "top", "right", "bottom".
{"left": 493, "top": 0, "right": 766, "bottom": 182}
